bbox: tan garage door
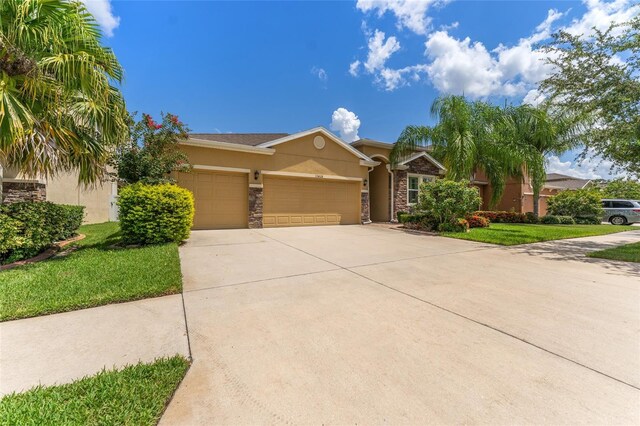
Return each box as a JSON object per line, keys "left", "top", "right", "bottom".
{"left": 177, "top": 171, "right": 248, "bottom": 229}
{"left": 263, "top": 176, "right": 360, "bottom": 227}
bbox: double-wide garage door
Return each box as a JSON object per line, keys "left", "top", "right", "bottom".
{"left": 263, "top": 176, "right": 360, "bottom": 227}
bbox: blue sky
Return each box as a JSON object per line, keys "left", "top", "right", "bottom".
{"left": 87, "top": 0, "right": 636, "bottom": 178}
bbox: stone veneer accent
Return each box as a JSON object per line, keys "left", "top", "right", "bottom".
{"left": 393, "top": 170, "right": 408, "bottom": 218}
{"left": 2, "top": 182, "right": 46, "bottom": 204}
{"left": 361, "top": 191, "right": 370, "bottom": 223}
{"left": 393, "top": 155, "right": 443, "bottom": 218}
{"left": 248, "top": 186, "right": 263, "bottom": 228}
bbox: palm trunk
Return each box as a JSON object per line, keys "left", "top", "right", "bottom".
{"left": 0, "top": 39, "right": 37, "bottom": 76}
{"left": 533, "top": 188, "right": 540, "bottom": 217}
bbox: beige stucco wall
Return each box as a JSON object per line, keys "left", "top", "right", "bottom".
{"left": 369, "top": 163, "right": 391, "bottom": 221}
{"left": 1, "top": 165, "right": 116, "bottom": 224}
{"left": 356, "top": 145, "right": 392, "bottom": 161}
{"left": 181, "top": 132, "right": 370, "bottom": 184}
{"left": 46, "top": 171, "right": 117, "bottom": 224}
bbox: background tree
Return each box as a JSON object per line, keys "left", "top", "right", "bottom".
{"left": 0, "top": 0, "right": 128, "bottom": 184}
{"left": 596, "top": 178, "right": 640, "bottom": 199}
{"left": 502, "top": 105, "right": 580, "bottom": 217}
{"left": 539, "top": 15, "right": 640, "bottom": 177}
{"left": 114, "top": 113, "right": 191, "bottom": 185}
{"left": 390, "top": 95, "right": 520, "bottom": 206}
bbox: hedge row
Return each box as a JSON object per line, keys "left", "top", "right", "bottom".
{"left": 0, "top": 202, "right": 85, "bottom": 264}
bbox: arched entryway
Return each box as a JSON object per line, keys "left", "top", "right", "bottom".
{"left": 369, "top": 155, "right": 392, "bottom": 222}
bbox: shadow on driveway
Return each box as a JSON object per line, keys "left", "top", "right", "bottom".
{"left": 503, "top": 231, "right": 640, "bottom": 276}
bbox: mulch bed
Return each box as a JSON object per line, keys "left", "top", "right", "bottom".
{"left": 0, "top": 234, "right": 86, "bottom": 271}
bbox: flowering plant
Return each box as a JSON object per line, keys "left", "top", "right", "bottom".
{"left": 114, "top": 112, "right": 191, "bottom": 184}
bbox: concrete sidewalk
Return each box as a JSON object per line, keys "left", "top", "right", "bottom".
{"left": 0, "top": 295, "right": 190, "bottom": 396}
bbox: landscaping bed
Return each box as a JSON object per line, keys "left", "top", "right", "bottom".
{"left": 0, "top": 222, "right": 182, "bottom": 322}
{"left": 587, "top": 242, "right": 640, "bottom": 263}
{"left": 443, "top": 223, "right": 634, "bottom": 246}
{"left": 0, "top": 356, "right": 189, "bottom": 426}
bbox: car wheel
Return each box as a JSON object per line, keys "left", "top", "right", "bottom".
{"left": 610, "top": 216, "right": 627, "bottom": 225}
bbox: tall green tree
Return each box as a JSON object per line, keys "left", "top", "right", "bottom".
{"left": 390, "top": 95, "right": 520, "bottom": 206}
{"left": 540, "top": 15, "right": 640, "bottom": 177}
{"left": 0, "top": 0, "right": 128, "bottom": 184}
{"left": 114, "top": 113, "right": 191, "bottom": 185}
{"left": 503, "top": 105, "right": 581, "bottom": 216}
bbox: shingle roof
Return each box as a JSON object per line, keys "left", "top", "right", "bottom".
{"left": 545, "top": 173, "right": 591, "bottom": 190}
{"left": 188, "top": 133, "right": 289, "bottom": 146}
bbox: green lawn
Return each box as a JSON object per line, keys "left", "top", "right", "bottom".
{"left": 0, "top": 356, "right": 189, "bottom": 426}
{"left": 444, "top": 223, "right": 635, "bottom": 246}
{"left": 0, "top": 222, "right": 182, "bottom": 322}
{"left": 587, "top": 242, "right": 640, "bottom": 263}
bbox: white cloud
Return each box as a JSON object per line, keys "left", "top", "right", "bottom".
{"left": 349, "top": 61, "right": 361, "bottom": 77}
{"left": 330, "top": 108, "right": 361, "bottom": 142}
{"left": 311, "top": 66, "right": 328, "bottom": 82}
{"left": 422, "top": 0, "right": 636, "bottom": 98}
{"left": 547, "top": 150, "right": 629, "bottom": 179}
{"left": 81, "top": 0, "right": 120, "bottom": 37}
{"left": 353, "top": 29, "right": 428, "bottom": 91}
{"left": 377, "top": 64, "right": 428, "bottom": 91}
{"left": 522, "top": 89, "right": 546, "bottom": 106}
{"left": 351, "top": 0, "right": 637, "bottom": 95}
{"left": 364, "top": 30, "right": 401, "bottom": 73}
{"left": 356, "top": 0, "right": 443, "bottom": 35}
{"left": 564, "top": 0, "right": 637, "bottom": 37}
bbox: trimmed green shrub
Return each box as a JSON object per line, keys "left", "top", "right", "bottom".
{"left": 396, "top": 211, "right": 408, "bottom": 222}
{"left": 398, "top": 212, "right": 438, "bottom": 231}
{"left": 547, "top": 189, "right": 603, "bottom": 224}
{"left": 541, "top": 215, "right": 575, "bottom": 225}
{"left": 418, "top": 180, "right": 481, "bottom": 226}
{"left": 574, "top": 216, "right": 601, "bottom": 225}
{"left": 0, "top": 215, "right": 23, "bottom": 262}
{"left": 523, "top": 212, "right": 539, "bottom": 224}
{"left": 59, "top": 205, "right": 85, "bottom": 239}
{"left": 465, "top": 214, "right": 490, "bottom": 228}
{"left": 474, "top": 211, "right": 526, "bottom": 223}
{"left": 438, "top": 218, "right": 470, "bottom": 233}
{"left": 118, "top": 183, "right": 194, "bottom": 245}
{"left": 0, "top": 201, "right": 85, "bottom": 264}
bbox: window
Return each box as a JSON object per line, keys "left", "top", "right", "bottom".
{"left": 612, "top": 201, "right": 634, "bottom": 208}
{"left": 407, "top": 174, "right": 436, "bottom": 204}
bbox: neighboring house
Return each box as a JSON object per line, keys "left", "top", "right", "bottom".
{"left": 173, "top": 128, "right": 446, "bottom": 229}
{"left": 0, "top": 165, "right": 118, "bottom": 224}
{"left": 473, "top": 171, "right": 591, "bottom": 216}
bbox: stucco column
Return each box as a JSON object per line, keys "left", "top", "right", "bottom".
{"left": 248, "top": 185, "right": 263, "bottom": 228}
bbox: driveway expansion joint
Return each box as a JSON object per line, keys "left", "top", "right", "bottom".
{"left": 257, "top": 230, "right": 640, "bottom": 392}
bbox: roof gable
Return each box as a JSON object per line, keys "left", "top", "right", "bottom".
{"left": 259, "top": 127, "right": 375, "bottom": 163}
{"left": 399, "top": 152, "right": 446, "bottom": 171}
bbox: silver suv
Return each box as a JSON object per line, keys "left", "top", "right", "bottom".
{"left": 601, "top": 199, "right": 640, "bottom": 225}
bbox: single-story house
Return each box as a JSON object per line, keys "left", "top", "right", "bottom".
{"left": 175, "top": 127, "right": 446, "bottom": 229}
{"left": 0, "top": 165, "right": 118, "bottom": 224}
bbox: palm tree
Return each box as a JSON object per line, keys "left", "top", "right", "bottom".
{"left": 0, "top": 0, "right": 128, "bottom": 184}
{"left": 390, "top": 95, "right": 520, "bottom": 206}
{"left": 503, "top": 105, "right": 581, "bottom": 216}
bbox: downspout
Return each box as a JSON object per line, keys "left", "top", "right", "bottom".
{"left": 387, "top": 164, "right": 394, "bottom": 222}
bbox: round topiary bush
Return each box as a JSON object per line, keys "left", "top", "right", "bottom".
{"left": 118, "top": 183, "right": 194, "bottom": 245}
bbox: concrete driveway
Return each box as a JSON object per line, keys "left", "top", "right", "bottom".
{"left": 162, "top": 225, "right": 640, "bottom": 424}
